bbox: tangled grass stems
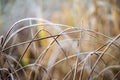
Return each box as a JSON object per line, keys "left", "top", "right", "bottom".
{"left": 25, "top": 28, "right": 72, "bottom": 80}
{"left": 112, "top": 70, "right": 120, "bottom": 80}
{"left": 6, "top": 55, "right": 27, "bottom": 75}
{"left": 2, "top": 18, "right": 119, "bottom": 50}
{"left": 17, "top": 29, "right": 43, "bottom": 64}
{"left": 62, "top": 53, "right": 92, "bottom": 80}
{"left": 6, "top": 59, "right": 20, "bottom": 80}
{"left": 88, "top": 34, "right": 120, "bottom": 80}
{"left": 95, "top": 65, "right": 120, "bottom": 80}
{"left": 34, "top": 27, "right": 74, "bottom": 66}
{"left": 0, "top": 18, "right": 119, "bottom": 80}
{"left": 3, "top": 28, "right": 120, "bottom": 52}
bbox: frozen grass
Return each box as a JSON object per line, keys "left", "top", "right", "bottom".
{"left": 0, "top": 18, "right": 120, "bottom": 80}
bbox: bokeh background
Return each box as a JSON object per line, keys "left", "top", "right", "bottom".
{"left": 1, "top": 0, "right": 119, "bottom": 35}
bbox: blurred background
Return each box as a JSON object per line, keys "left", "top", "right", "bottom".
{"left": 0, "top": 0, "right": 119, "bottom": 35}
{"left": 0, "top": 0, "right": 120, "bottom": 80}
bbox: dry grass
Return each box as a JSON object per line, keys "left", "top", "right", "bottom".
{"left": 0, "top": 18, "right": 120, "bottom": 80}
{"left": 0, "top": 0, "right": 120, "bottom": 80}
